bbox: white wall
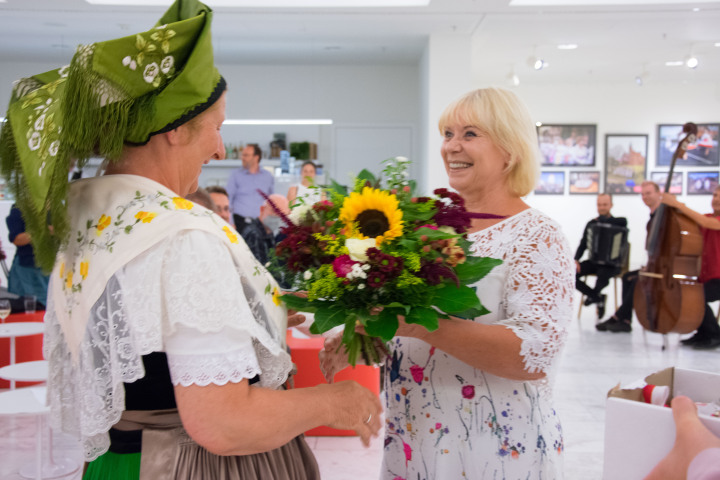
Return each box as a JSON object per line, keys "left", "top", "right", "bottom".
{"left": 513, "top": 81, "right": 720, "bottom": 269}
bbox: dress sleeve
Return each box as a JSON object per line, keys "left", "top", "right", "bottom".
{"left": 159, "top": 230, "right": 264, "bottom": 386}
{"left": 687, "top": 448, "right": 720, "bottom": 480}
{"left": 497, "top": 218, "right": 575, "bottom": 374}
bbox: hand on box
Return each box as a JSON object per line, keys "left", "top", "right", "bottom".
{"left": 644, "top": 395, "right": 720, "bottom": 480}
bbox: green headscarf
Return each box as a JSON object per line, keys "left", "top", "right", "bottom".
{"left": 0, "top": 0, "right": 225, "bottom": 271}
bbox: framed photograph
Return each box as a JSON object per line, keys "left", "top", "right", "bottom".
{"left": 537, "top": 124, "right": 596, "bottom": 166}
{"left": 535, "top": 170, "right": 565, "bottom": 195}
{"left": 568, "top": 170, "right": 600, "bottom": 194}
{"left": 604, "top": 134, "right": 648, "bottom": 194}
{"left": 687, "top": 171, "right": 719, "bottom": 195}
{"left": 650, "top": 171, "right": 683, "bottom": 194}
{"left": 657, "top": 123, "right": 720, "bottom": 167}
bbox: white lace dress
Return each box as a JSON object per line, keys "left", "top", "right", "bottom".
{"left": 380, "top": 208, "right": 574, "bottom": 480}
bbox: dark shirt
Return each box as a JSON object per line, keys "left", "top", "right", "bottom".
{"left": 6, "top": 205, "right": 36, "bottom": 267}
{"left": 575, "top": 215, "right": 628, "bottom": 261}
{"left": 238, "top": 218, "right": 275, "bottom": 265}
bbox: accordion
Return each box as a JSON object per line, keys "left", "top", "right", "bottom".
{"left": 586, "top": 222, "right": 629, "bottom": 268}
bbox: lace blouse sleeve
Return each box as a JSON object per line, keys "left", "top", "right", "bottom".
{"left": 497, "top": 217, "right": 575, "bottom": 374}
{"left": 159, "top": 230, "right": 264, "bottom": 386}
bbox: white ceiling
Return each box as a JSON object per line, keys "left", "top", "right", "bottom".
{"left": 1, "top": 0, "right": 719, "bottom": 87}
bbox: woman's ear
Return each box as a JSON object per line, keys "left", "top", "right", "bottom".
{"left": 165, "top": 124, "right": 191, "bottom": 146}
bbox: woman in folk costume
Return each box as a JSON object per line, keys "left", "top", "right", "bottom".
{"left": 0, "top": 1, "right": 382, "bottom": 478}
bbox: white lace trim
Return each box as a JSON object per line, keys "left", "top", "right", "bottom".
{"left": 167, "top": 349, "right": 262, "bottom": 387}
{"left": 468, "top": 208, "right": 574, "bottom": 376}
{"left": 46, "top": 230, "right": 293, "bottom": 461}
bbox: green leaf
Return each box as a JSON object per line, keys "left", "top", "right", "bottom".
{"left": 282, "top": 294, "right": 317, "bottom": 313}
{"left": 454, "top": 257, "right": 503, "bottom": 284}
{"left": 364, "top": 307, "right": 401, "bottom": 342}
{"left": 357, "top": 169, "right": 379, "bottom": 187}
{"left": 405, "top": 306, "right": 439, "bottom": 331}
{"left": 309, "top": 305, "right": 347, "bottom": 334}
{"left": 452, "top": 304, "right": 490, "bottom": 320}
{"left": 432, "top": 284, "right": 482, "bottom": 314}
{"left": 329, "top": 179, "right": 348, "bottom": 196}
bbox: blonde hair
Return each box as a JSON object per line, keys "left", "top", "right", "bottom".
{"left": 438, "top": 87, "right": 540, "bottom": 197}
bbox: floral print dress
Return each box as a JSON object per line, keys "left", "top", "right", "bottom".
{"left": 381, "top": 208, "right": 574, "bottom": 480}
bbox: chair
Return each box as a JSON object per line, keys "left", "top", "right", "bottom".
{"left": 577, "top": 241, "right": 630, "bottom": 322}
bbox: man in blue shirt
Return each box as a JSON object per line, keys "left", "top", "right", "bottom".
{"left": 226, "top": 144, "right": 274, "bottom": 229}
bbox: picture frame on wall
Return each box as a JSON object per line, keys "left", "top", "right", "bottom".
{"left": 537, "top": 124, "right": 596, "bottom": 166}
{"left": 687, "top": 171, "right": 719, "bottom": 195}
{"left": 604, "top": 134, "right": 648, "bottom": 194}
{"left": 657, "top": 123, "right": 720, "bottom": 167}
{"left": 650, "top": 171, "right": 683, "bottom": 194}
{"left": 535, "top": 170, "right": 565, "bottom": 195}
{"left": 568, "top": 171, "right": 600, "bottom": 194}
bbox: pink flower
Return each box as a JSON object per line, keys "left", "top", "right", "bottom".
{"left": 435, "top": 422, "right": 442, "bottom": 429}
{"left": 416, "top": 224, "right": 438, "bottom": 230}
{"left": 462, "top": 385, "right": 475, "bottom": 399}
{"left": 409, "top": 365, "right": 424, "bottom": 384}
{"left": 332, "top": 255, "right": 357, "bottom": 278}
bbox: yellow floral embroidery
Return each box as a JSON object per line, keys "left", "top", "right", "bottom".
{"left": 97, "top": 214, "right": 111, "bottom": 235}
{"left": 65, "top": 271, "right": 73, "bottom": 289}
{"left": 59, "top": 262, "right": 65, "bottom": 279}
{"left": 272, "top": 287, "right": 281, "bottom": 306}
{"left": 135, "top": 211, "right": 157, "bottom": 223}
{"left": 223, "top": 226, "right": 238, "bottom": 244}
{"left": 80, "top": 261, "right": 89, "bottom": 280}
{"left": 172, "top": 197, "right": 193, "bottom": 210}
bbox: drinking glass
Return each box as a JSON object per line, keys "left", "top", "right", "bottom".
{"left": 0, "top": 299, "right": 11, "bottom": 323}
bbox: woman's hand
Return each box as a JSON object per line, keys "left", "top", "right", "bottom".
{"left": 319, "top": 380, "right": 383, "bottom": 447}
{"left": 287, "top": 309, "right": 306, "bottom": 328}
{"left": 319, "top": 331, "right": 350, "bottom": 383}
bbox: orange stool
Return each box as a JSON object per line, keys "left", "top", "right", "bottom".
{"left": 286, "top": 331, "right": 381, "bottom": 436}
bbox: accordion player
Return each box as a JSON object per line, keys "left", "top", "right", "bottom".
{"left": 586, "top": 222, "right": 630, "bottom": 270}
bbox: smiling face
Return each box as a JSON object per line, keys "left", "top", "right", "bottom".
{"left": 641, "top": 181, "right": 661, "bottom": 211}
{"left": 179, "top": 92, "right": 227, "bottom": 196}
{"left": 441, "top": 123, "right": 510, "bottom": 197}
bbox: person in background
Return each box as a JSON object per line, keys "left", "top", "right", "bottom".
{"left": 0, "top": 1, "right": 381, "bottom": 478}
{"left": 227, "top": 144, "right": 273, "bottom": 228}
{"left": 575, "top": 193, "right": 628, "bottom": 319}
{"left": 206, "top": 185, "right": 233, "bottom": 226}
{"left": 323, "top": 87, "right": 574, "bottom": 479}
{"left": 287, "top": 161, "right": 322, "bottom": 207}
{"left": 596, "top": 181, "right": 662, "bottom": 333}
{"left": 5, "top": 204, "right": 49, "bottom": 308}
{"left": 645, "top": 395, "right": 720, "bottom": 480}
{"left": 185, "top": 186, "right": 215, "bottom": 211}
{"left": 661, "top": 187, "right": 720, "bottom": 349}
{"left": 239, "top": 193, "right": 289, "bottom": 266}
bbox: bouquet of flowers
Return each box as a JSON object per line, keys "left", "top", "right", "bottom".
{"left": 269, "top": 157, "right": 501, "bottom": 366}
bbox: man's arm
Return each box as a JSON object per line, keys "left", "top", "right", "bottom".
{"left": 575, "top": 220, "right": 593, "bottom": 261}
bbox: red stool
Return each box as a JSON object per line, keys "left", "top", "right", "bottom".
{"left": 286, "top": 332, "right": 381, "bottom": 436}
{"left": 0, "top": 311, "right": 45, "bottom": 388}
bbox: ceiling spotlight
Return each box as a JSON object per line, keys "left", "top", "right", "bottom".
{"left": 635, "top": 75, "right": 643, "bottom": 86}
{"left": 534, "top": 57, "right": 546, "bottom": 70}
{"left": 507, "top": 72, "right": 520, "bottom": 87}
{"left": 686, "top": 55, "right": 699, "bottom": 69}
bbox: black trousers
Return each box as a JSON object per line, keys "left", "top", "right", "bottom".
{"left": 694, "top": 279, "right": 720, "bottom": 339}
{"left": 614, "top": 270, "right": 639, "bottom": 322}
{"left": 576, "top": 261, "right": 620, "bottom": 302}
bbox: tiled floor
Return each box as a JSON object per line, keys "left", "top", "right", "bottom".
{"left": 1, "top": 297, "right": 719, "bottom": 479}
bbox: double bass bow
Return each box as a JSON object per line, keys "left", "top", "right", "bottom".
{"left": 634, "top": 122, "right": 705, "bottom": 334}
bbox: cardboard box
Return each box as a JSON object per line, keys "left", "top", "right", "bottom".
{"left": 604, "top": 367, "right": 720, "bottom": 479}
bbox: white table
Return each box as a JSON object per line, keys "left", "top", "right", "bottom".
{"left": 0, "top": 360, "right": 48, "bottom": 384}
{"left": 0, "top": 386, "right": 79, "bottom": 480}
{"left": 0, "top": 323, "right": 44, "bottom": 389}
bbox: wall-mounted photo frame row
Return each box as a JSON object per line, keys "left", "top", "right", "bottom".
{"left": 535, "top": 169, "right": 719, "bottom": 195}
{"left": 537, "top": 123, "right": 720, "bottom": 168}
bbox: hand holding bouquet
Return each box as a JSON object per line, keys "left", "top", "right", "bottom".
{"left": 270, "top": 157, "right": 501, "bottom": 366}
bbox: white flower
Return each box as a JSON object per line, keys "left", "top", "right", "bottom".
{"left": 28, "top": 131, "right": 41, "bottom": 151}
{"left": 130, "top": 60, "right": 137, "bottom": 71}
{"left": 357, "top": 283, "right": 366, "bottom": 290}
{"left": 122, "top": 55, "right": 132, "bottom": 66}
{"left": 303, "top": 270, "right": 312, "bottom": 280}
{"left": 48, "top": 140, "right": 59, "bottom": 157}
{"left": 346, "top": 237, "right": 376, "bottom": 262}
{"left": 396, "top": 156, "right": 409, "bottom": 163}
{"left": 346, "top": 263, "right": 368, "bottom": 280}
{"left": 288, "top": 204, "right": 313, "bottom": 225}
{"left": 58, "top": 65, "right": 69, "bottom": 77}
{"left": 143, "top": 62, "right": 159, "bottom": 83}
{"left": 160, "top": 55, "right": 174, "bottom": 74}
{"left": 361, "top": 264, "right": 370, "bottom": 271}
{"left": 34, "top": 114, "right": 45, "bottom": 131}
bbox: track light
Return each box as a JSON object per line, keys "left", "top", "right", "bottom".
{"left": 527, "top": 56, "right": 546, "bottom": 70}
{"left": 635, "top": 75, "right": 643, "bottom": 86}
{"left": 685, "top": 55, "right": 699, "bottom": 69}
{"left": 507, "top": 72, "right": 520, "bottom": 87}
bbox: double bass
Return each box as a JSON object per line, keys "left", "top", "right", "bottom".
{"left": 634, "top": 122, "right": 705, "bottom": 334}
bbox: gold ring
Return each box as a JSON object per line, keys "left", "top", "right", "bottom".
{"left": 365, "top": 413, "right": 372, "bottom": 424}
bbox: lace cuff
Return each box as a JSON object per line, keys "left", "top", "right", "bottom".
{"left": 167, "top": 349, "right": 262, "bottom": 386}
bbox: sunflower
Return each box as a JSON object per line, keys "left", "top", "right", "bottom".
{"left": 339, "top": 186, "right": 403, "bottom": 244}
